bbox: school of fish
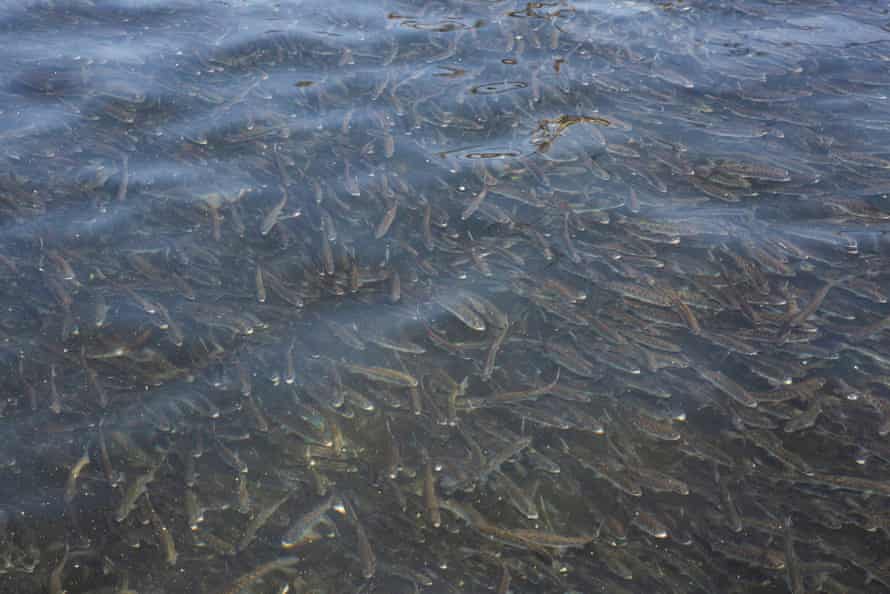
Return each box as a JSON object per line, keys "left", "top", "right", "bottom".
{"left": 0, "top": 0, "right": 889, "bottom": 592}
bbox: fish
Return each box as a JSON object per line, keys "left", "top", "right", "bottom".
{"left": 220, "top": 557, "right": 301, "bottom": 594}
{"left": 239, "top": 491, "right": 293, "bottom": 552}
{"left": 261, "top": 188, "right": 289, "bottom": 236}
{"left": 631, "top": 510, "right": 669, "bottom": 539}
{"left": 367, "top": 333, "right": 426, "bottom": 354}
{"left": 698, "top": 369, "right": 759, "bottom": 408}
{"left": 341, "top": 364, "right": 418, "bottom": 388}
{"left": 115, "top": 468, "right": 156, "bottom": 523}
{"left": 481, "top": 326, "right": 508, "bottom": 381}
{"left": 442, "top": 499, "right": 592, "bottom": 551}
{"left": 64, "top": 449, "right": 90, "bottom": 504}
{"left": 434, "top": 293, "right": 487, "bottom": 332}
{"left": 48, "top": 544, "right": 68, "bottom": 594}
{"left": 584, "top": 459, "right": 643, "bottom": 497}
{"left": 375, "top": 199, "right": 398, "bottom": 239}
{"left": 255, "top": 264, "right": 266, "bottom": 303}
{"left": 49, "top": 364, "right": 63, "bottom": 414}
{"left": 492, "top": 471, "right": 539, "bottom": 520}
{"left": 784, "top": 517, "right": 804, "bottom": 594}
{"left": 484, "top": 369, "right": 561, "bottom": 404}
{"left": 544, "top": 340, "right": 599, "bottom": 378}
{"left": 602, "top": 281, "right": 675, "bottom": 307}
{"left": 281, "top": 493, "right": 339, "bottom": 549}
{"left": 422, "top": 448, "right": 441, "bottom": 528}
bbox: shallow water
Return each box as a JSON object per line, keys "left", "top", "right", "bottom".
{"left": 1, "top": 0, "right": 890, "bottom": 592}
